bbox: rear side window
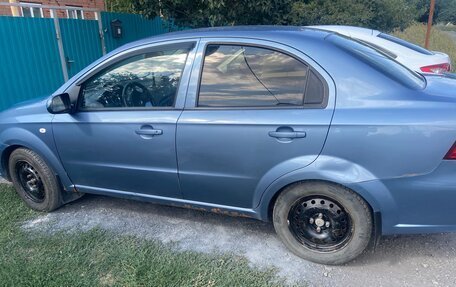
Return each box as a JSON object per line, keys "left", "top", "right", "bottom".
{"left": 198, "top": 45, "right": 325, "bottom": 108}
{"left": 377, "top": 33, "right": 433, "bottom": 55}
{"left": 329, "top": 34, "right": 425, "bottom": 89}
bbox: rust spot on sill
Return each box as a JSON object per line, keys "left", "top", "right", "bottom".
{"left": 210, "top": 208, "right": 251, "bottom": 218}
{"left": 172, "top": 204, "right": 252, "bottom": 218}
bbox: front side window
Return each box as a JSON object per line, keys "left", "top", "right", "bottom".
{"left": 198, "top": 45, "right": 311, "bottom": 107}
{"left": 80, "top": 46, "right": 190, "bottom": 110}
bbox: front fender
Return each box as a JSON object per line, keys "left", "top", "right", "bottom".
{"left": 253, "top": 155, "right": 398, "bottom": 231}
{"left": 0, "top": 127, "right": 74, "bottom": 190}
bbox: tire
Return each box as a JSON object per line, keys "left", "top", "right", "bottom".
{"left": 9, "top": 148, "right": 63, "bottom": 212}
{"left": 273, "top": 181, "right": 372, "bottom": 265}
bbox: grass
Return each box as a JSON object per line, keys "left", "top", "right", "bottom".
{"left": 0, "top": 184, "right": 287, "bottom": 287}
{"left": 435, "top": 24, "right": 456, "bottom": 32}
{"left": 392, "top": 23, "right": 456, "bottom": 72}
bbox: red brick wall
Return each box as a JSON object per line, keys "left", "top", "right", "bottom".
{"left": 0, "top": 0, "right": 104, "bottom": 18}
{"left": 0, "top": 5, "right": 12, "bottom": 16}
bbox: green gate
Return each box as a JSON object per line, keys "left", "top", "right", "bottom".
{"left": 0, "top": 8, "right": 184, "bottom": 111}
{"left": 59, "top": 18, "right": 102, "bottom": 78}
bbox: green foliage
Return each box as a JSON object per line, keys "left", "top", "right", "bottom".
{"left": 104, "top": 0, "right": 456, "bottom": 31}
{"left": 286, "top": 0, "right": 419, "bottom": 31}
{"left": 106, "top": 0, "right": 136, "bottom": 13}
{"left": 129, "top": 0, "right": 291, "bottom": 27}
{"left": 120, "top": 0, "right": 423, "bottom": 31}
{"left": 286, "top": 0, "right": 373, "bottom": 27}
{"left": 412, "top": 0, "right": 456, "bottom": 24}
{"left": 437, "top": 0, "right": 456, "bottom": 24}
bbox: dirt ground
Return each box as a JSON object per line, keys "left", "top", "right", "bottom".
{"left": 19, "top": 193, "right": 456, "bottom": 287}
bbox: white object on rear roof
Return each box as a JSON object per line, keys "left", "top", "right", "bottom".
{"left": 310, "top": 25, "right": 452, "bottom": 74}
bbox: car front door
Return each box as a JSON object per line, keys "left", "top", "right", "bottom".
{"left": 176, "top": 38, "right": 335, "bottom": 208}
{"left": 52, "top": 40, "right": 197, "bottom": 198}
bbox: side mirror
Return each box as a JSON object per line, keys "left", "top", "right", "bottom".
{"left": 47, "top": 93, "right": 74, "bottom": 114}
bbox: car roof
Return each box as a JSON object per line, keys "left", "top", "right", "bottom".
{"left": 119, "top": 25, "right": 334, "bottom": 50}
{"left": 308, "top": 25, "right": 380, "bottom": 37}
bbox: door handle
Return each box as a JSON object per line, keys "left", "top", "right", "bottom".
{"left": 268, "top": 131, "right": 306, "bottom": 139}
{"left": 135, "top": 129, "right": 163, "bottom": 136}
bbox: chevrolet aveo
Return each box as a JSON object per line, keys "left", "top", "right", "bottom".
{"left": 1, "top": 27, "right": 456, "bottom": 265}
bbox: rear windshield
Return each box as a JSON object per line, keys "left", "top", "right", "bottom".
{"left": 377, "top": 33, "right": 434, "bottom": 55}
{"left": 356, "top": 39, "right": 397, "bottom": 59}
{"left": 328, "top": 34, "right": 426, "bottom": 90}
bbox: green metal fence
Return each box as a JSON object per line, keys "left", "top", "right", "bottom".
{"left": 0, "top": 17, "right": 64, "bottom": 109}
{"left": 59, "top": 18, "right": 102, "bottom": 78}
{"left": 0, "top": 11, "right": 183, "bottom": 111}
{"left": 101, "top": 12, "right": 180, "bottom": 53}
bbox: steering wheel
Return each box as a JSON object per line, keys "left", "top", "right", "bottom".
{"left": 122, "top": 82, "right": 151, "bottom": 107}
{"left": 95, "top": 84, "right": 124, "bottom": 108}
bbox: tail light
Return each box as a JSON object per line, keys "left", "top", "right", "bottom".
{"left": 444, "top": 142, "right": 456, "bottom": 160}
{"left": 420, "top": 63, "right": 451, "bottom": 74}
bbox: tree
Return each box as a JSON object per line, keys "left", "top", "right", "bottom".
{"left": 130, "top": 0, "right": 293, "bottom": 27}
{"left": 110, "top": 0, "right": 423, "bottom": 31}
{"left": 287, "top": 0, "right": 419, "bottom": 31}
{"left": 106, "top": 0, "right": 136, "bottom": 13}
{"left": 435, "top": 0, "right": 456, "bottom": 24}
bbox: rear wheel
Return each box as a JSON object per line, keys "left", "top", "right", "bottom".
{"left": 9, "top": 148, "right": 63, "bottom": 212}
{"left": 273, "top": 181, "right": 372, "bottom": 265}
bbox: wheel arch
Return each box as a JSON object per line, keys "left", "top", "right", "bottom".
{"left": 0, "top": 127, "right": 73, "bottom": 190}
{"left": 1, "top": 144, "right": 23, "bottom": 181}
{"left": 263, "top": 179, "right": 377, "bottom": 221}
{"left": 260, "top": 178, "right": 383, "bottom": 247}
{"left": 252, "top": 155, "right": 401, "bottom": 237}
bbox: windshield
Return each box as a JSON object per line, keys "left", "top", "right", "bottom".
{"left": 328, "top": 34, "right": 426, "bottom": 89}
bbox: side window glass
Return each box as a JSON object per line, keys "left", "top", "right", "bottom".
{"left": 198, "top": 45, "right": 309, "bottom": 107}
{"left": 305, "top": 70, "right": 325, "bottom": 105}
{"left": 80, "top": 46, "right": 190, "bottom": 110}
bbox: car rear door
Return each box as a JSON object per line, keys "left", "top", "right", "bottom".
{"left": 52, "top": 40, "right": 197, "bottom": 198}
{"left": 176, "top": 38, "right": 335, "bottom": 208}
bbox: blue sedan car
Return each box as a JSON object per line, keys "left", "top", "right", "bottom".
{"left": 1, "top": 27, "right": 455, "bottom": 265}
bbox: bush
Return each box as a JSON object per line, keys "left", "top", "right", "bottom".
{"left": 126, "top": 0, "right": 420, "bottom": 32}
{"left": 392, "top": 23, "right": 456, "bottom": 72}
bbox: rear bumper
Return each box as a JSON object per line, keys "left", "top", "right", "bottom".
{"left": 356, "top": 161, "right": 456, "bottom": 235}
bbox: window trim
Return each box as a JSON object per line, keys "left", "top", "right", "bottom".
{"left": 20, "top": 2, "right": 44, "bottom": 18}
{"left": 194, "top": 42, "right": 329, "bottom": 110}
{"left": 76, "top": 42, "right": 196, "bottom": 112}
{"left": 66, "top": 6, "right": 84, "bottom": 19}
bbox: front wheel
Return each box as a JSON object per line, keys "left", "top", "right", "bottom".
{"left": 273, "top": 182, "right": 372, "bottom": 265}
{"left": 9, "top": 148, "right": 63, "bottom": 212}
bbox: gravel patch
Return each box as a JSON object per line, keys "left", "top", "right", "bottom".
{"left": 21, "top": 194, "right": 456, "bottom": 286}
